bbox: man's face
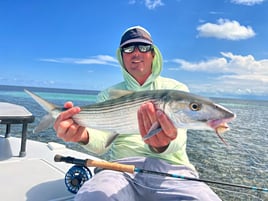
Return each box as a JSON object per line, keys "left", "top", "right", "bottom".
{"left": 121, "top": 43, "right": 155, "bottom": 85}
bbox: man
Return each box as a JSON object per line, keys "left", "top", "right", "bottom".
{"left": 54, "top": 26, "right": 221, "bottom": 200}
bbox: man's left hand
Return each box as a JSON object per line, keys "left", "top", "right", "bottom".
{"left": 137, "top": 102, "right": 177, "bottom": 152}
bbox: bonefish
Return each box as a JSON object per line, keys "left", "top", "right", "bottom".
{"left": 25, "top": 89, "right": 236, "bottom": 144}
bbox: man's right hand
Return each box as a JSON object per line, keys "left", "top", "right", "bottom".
{"left": 53, "top": 101, "right": 89, "bottom": 144}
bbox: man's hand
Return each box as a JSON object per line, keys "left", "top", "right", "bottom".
{"left": 137, "top": 102, "right": 177, "bottom": 152}
{"left": 53, "top": 101, "right": 89, "bottom": 144}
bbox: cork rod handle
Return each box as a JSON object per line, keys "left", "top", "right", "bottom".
{"left": 85, "top": 159, "right": 135, "bottom": 173}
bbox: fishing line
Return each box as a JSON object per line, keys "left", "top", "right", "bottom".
{"left": 54, "top": 154, "right": 268, "bottom": 193}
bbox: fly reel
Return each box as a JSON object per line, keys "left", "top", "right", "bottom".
{"left": 65, "top": 165, "right": 92, "bottom": 194}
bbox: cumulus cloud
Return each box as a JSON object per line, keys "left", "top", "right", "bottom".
{"left": 231, "top": 0, "right": 265, "bottom": 6}
{"left": 173, "top": 52, "right": 268, "bottom": 75}
{"left": 40, "top": 55, "right": 119, "bottom": 67}
{"left": 170, "top": 52, "right": 268, "bottom": 96}
{"left": 197, "top": 18, "right": 256, "bottom": 40}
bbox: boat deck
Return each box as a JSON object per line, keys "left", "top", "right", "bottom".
{"left": 0, "top": 136, "right": 98, "bottom": 201}
{"left": 0, "top": 102, "right": 35, "bottom": 157}
{"left": 0, "top": 102, "right": 98, "bottom": 201}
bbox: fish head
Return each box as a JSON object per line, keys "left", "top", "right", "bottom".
{"left": 163, "top": 91, "right": 236, "bottom": 133}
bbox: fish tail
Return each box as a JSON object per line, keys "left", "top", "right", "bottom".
{"left": 24, "top": 89, "right": 59, "bottom": 133}
{"left": 24, "top": 89, "right": 57, "bottom": 112}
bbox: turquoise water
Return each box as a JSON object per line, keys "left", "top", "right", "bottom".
{"left": 0, "top": 86, "right": 267, "bottom": 201}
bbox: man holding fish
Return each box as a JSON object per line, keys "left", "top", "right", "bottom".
{"left": 54, "top": 26, "right": 224, "bottom": 200}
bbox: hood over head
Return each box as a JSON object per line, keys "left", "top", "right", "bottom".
{"left": 117, "top": 26, "right": 163, "bottom": 90}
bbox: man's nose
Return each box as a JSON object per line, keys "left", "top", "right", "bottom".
{"left": 133, "top": 47, "right": 140, "bottom": 54}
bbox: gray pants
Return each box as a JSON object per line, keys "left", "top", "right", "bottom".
{"left": 75, "top": 157, "right": 221, "bottom": 201}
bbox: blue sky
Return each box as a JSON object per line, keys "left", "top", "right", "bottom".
{"left": 0, "top": 0, "right": 268, "bottom": 99}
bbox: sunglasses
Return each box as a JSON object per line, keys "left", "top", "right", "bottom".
{"left": 121, "top": 44, "right": 153, "bottom": 54}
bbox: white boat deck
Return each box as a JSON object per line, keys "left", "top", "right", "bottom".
{"left": 0, "top": 101, "right": 99, "bottom": 201}
{"left": 0, "top": 136, "right": 98, "bottom": 201}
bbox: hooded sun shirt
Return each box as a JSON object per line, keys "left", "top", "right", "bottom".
{"left": 82, "top": 44, "right": 195, "bottom": 171}
{"left": 116, "top": 45, "right": 163, "bottom": 91}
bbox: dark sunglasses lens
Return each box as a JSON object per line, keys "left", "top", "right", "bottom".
{"left": 122, "top": 44, "right": 152, "bottom": 53}
{"left": 122, "top": 45, "right": 135, "bottom": 53}
{"left": 138, "top": 45, "right": 151, "bottom": 52}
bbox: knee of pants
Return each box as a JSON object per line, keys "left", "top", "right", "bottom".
{"left": 75, "top": 190, "right": 111, "bottom": 201}
{"left": 75, "top": 170, "right": 134, "bottom": 201}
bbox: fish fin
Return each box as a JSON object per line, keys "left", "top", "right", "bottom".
{"left": 216, "top": 132, "right": 229, "bottom": 146}
{"left": 142, "top": 122, "right": 162, "bottom": 141}
{"left": 25, "top": 89, "right": 59, "bottom": 133}
{"left": 33, "top": 114, "right": 55, "bottom": 133}
{"left": 105, "top": 132, "right": 120, "bottom": 148}
{"left": 24, "top": 89, "right": 58, "bottom": 112}
{"left": 108, "top": 89, "right": 134, "bottom": 99}
{"left": 215, "top": 124, "right": 229, "bottom": 146}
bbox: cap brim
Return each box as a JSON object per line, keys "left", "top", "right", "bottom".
{"left": 120, "top": 38, "right": 153, "bottom": 47}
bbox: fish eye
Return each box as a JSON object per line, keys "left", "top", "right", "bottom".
{"left": 190, "top": 102, "right": 201, "bottom": 111}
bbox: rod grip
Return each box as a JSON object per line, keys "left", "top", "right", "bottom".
{"left": 85, "top": 160, "right": 135, "bottom": 173}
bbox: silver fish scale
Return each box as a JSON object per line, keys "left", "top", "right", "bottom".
{"left": 72, "top": 91, "right": 167, "bottom": 134}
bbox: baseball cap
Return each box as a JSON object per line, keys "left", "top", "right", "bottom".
{"left": 120, "top": 26, "right": 153, "bottom": 47}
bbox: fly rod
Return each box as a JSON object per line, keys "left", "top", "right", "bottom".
{"left": 54, "top": 154, "right": 268, "bottom": 193}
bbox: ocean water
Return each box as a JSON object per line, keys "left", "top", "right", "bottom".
{"left": 0, "top": 85, "right": 267, "bottom": 201}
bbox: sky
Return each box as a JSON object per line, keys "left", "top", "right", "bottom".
{"left": 0, "top": 0, "right": 268, "bottom": 100}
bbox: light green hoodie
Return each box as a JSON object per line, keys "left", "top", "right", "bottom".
{"left": 82, "top": 45, "right": 195, "bottom": 170}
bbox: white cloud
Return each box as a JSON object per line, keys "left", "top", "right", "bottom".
{"left": 174, "top": 52, "right": 268, "bottom": 76}
{"left": 231, "top": 0, "right": 265, "bottom": 6}
{"left": 171, "top": 57, "right": 229, "bottom": 73}
{"left": 170, "top": 52, "right": 268, "bottom": 97}
{"left": 40, "top": 55, "right": 120, "bottom": 67}
{"left": 145, "top": 0, "right": 164, "bottom": 9}
{"left": 128, "top": 0, "right": 164, "bottom": 9}
{"left": 197, "top": 18, "right": 256, "bottom": 40}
